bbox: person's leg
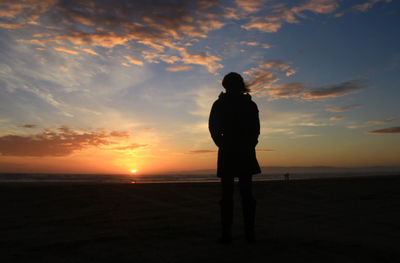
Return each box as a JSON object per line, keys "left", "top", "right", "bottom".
{"left": 220, "top": 176, "right": 234, "bottom": 243}
{"left": 239, "top": 175, "right": 256, "bottom": 242}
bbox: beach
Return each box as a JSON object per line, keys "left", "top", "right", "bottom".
{"left": 1, "top": 176, "right": 399, "bottom": 262}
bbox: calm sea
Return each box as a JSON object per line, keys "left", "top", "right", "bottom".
{"left": 0, "top": 170, "right": 399, "bottom": 183}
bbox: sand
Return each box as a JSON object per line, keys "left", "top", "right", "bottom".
{"left": 1, "top": 176, "right": 400, "bottom": 262}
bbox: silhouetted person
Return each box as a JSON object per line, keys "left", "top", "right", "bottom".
{"left": 284, "top": 173, "right": 290, "bottom": 182}
{"left": 209, "top": 72, "right": 261, "bottom": 243}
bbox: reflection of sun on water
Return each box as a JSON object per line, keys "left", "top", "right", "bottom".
{"left": 131, "top": 169, "right": 137, "bottom": 184}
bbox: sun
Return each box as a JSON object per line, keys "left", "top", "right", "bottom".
{"left": 131, "top": 169, "right": 137, "bottom": 173}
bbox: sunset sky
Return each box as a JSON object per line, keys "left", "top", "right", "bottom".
{"left": 0, "top": 0, "right": 399, "bottom": 175}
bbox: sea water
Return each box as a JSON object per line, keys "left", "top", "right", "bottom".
{"left": 0, "top": 169, "right": 399, "bottom": 183}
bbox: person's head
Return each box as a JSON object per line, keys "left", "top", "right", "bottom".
{"left": 222, "top": 72, "right": 250, "bottom": 93}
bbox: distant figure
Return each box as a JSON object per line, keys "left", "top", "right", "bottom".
{"left": 209, "top": 72, "right": 261, "bottom": 243}
{"left": 284, "top": 173, "right": 290, "bottom": 182}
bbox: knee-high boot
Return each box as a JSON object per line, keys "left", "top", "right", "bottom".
{"left": 219, "top": 199, "right": 233, "bottom": 243}
{"left": 243, "top": 199, "right": 256, "bottom": 242}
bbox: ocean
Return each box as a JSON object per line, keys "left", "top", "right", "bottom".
{"left": 0, "top": 168, "right": 399, "bottom": 183}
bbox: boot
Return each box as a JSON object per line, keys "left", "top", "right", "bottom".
{"left": 219, "top": 199, "right": 233, "bottom": 244}
{"left": 243, "top": 199, "right": 256, "bottom": 243}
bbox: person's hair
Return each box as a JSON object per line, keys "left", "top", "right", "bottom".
{"left": 222, "top": 72, "right": 250, "bottom": 93}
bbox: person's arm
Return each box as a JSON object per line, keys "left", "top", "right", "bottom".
{"left": 209, "top": 101, "right": 223, "bottom": 148}
{"left": 251, "top": 102, "right": 260, "bottom": 147}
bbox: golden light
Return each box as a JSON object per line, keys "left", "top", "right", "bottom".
{"left": 131, "top": 169, "right": 137, "bottom": 173}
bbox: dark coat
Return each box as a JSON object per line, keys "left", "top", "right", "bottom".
{"left": 209, "top": 92, "right": 261, "bottom": 177}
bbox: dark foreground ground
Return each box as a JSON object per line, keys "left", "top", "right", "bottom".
{"left": 1, "top": 176, "right": 400, "bottom": 263}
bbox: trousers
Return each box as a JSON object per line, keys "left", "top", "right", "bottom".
{"left": 220, "top": 175, "right": 256, "bottom": 242}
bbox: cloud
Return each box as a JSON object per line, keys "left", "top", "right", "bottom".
{"left": 330, "top": 116, "right": 344, "bottom": 120}
{"left": 0, "top": 126, "right": 136, "bottom": 157}
{"left": 289, "top": 122, "right": 329, "bottom": 127}
{"left": 166, "top": 65, "right": 192, "bottom": 72}
{"left": 352, "top": 0, "right": 392, "bottom": 12}
{"left": 368, "top": 117, "right": 396, "bottom": 125}
{"left": 291, "top": 134, "right": 321, "bottom": 138}
{"left": 256, "top": 149, "right": 275, "bottom": 152}
{"left": 235, "top": 0, "right": 265, "bottom": 13}
{"left": 141, "top": 46, "right": 222, "bottom": 72}
{"left": 137, "top": 40, "right": 165, "bottom": 52}
{"left": 17, "top": 39, "right": 46, "bottom": 46}
{"left": 368, "top": 126, "right": 400, "bottom": 134}
{"left": 326, "top": 104, "right": 361, "bottom": 112}
{"left": 242, "top": 18, "right": 283, "bottom": 32}
{"left": 0, "top": 22, "right": 25, "bottom": 29}
{"left": 303, "top": 81, "right": 365, "bottom": 99}
{"left": 55, "top": 32, "right": 130, "bottom": 48}
{"left": 1, "top": 0, "right": 225, "bottom": 73}
{"left": 124, "top": 56, "right": 144, "bottom": 66}
{"left": 188, "top": 150, "right": 216, "bottom": 154}
{"left": 0, "top": 0, "right": 56, "bottom": 22}
{"left": 335, "top": 0, "right": 391, "bottom": 17}
{"left": 54, "top": 47, "right": 79, "bottom": 55}
{"left": 240, "top": 41, "right": 260, "bottom": 46}
{"left": 294, "top": 0, "right": 339, "bottom": 14}
{"left": 168, "top": 46, "right": 222, "bottom": 73}
{"left": 81, "top": 48, "right": 98, "bottom": 56}
{"left": 242, "top": 0, "right": 339, "bottom": 33}
{"left": 245, "top": 60, "right": 296, "bottom": 93}
{"left": 265, "top": 83, "right": 306, "bottom": 99}
{"left": 113, "top": 143, "right": 147, "bottom": 150}
{"left": 59, "top": 66, "right": 69, "bottom": 72}
{"left": 246, "top": 62, "right": 365, "bottom": 100}
{"left": 21, "top": 124, "right": 38, "bottom": 129}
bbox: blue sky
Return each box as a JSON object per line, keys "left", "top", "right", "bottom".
{"left": 0, "top": 0, "right": 399, "bottom": 174}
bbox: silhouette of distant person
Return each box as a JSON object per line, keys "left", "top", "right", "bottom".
{"left": 284, "top": 173, "right": 290, "bottom": 182}
{"left": 209, "top": 72, "right": 261, "bottom": 243}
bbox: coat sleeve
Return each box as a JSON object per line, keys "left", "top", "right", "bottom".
{"left": 251, "top": 102, "right": 260, "bottom": 147}
{"left": 209, "top": 100, "right": 223, "bottom": 148}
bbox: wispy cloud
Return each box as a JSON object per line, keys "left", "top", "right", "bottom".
{"left": 21, "top": 124, "right": 38, "bottom": 129}
{"left": 288, "top": 122, "right": 329, "bottom": 127}
{"left": 54, "top": 47, "right": 79, "bottom": 55}
{"left": 246, "top": 63, "right": 365, "bottom": 100}
{"left": 291, "top": 134, "right": 321, "bottom": 138}
{"left": 0, "top": 0, "right": 225, "bottom": 73}
{"left": 124, "top": 56, "right": 144, "bottom": 66}
{"left": 113, "top": 144, "right": 147, "bottom": 150}
{"left": 235, "top": 0, "right": 265, "bottom": 14}
{"left": 353, "top": 0, "right": 392, "bottom": 12}
{"left": 0, "top": 126, "right": 137, "bottom": 157}
{"left": 0, "top": 22, "right": 25, "bottom": 29}
{"left": 264, "top": 83, "right": 305, "bottom": 99}
{"left": 240, "top": 41, "right": 260, "bottom": 46}
{"left": 326, "top": 104, "right": 361, "bottom": 112}
{"left": 303, "top": 81, "right": 366, "bottom": 99}
{"left": 368, "top": 126, "right": 400, "bottom": 134}
{"left": 335, "top": 0, "right": 391, "bottom": 17}
{"left": 245, "top": 60, "right": 296, "bottom": 93}
{"left": 330, "top": 116, "right": 344, "bottom": 120}
{"left": 166, "top": 65, "right": 192, "bottom": 72}
{"left": 242, "top": 0, "right": 339, "bottom": 32}
{"left": 368, "top": 117, "right": 396, "bottom": 125}
{"left": 256, "top": 149, "right": 276, "bottom": 152}
{"left": 188, "top": 149, "right": 216, "bottom": 154}
{"left": 81, "top": 48, "right": 98, "bottom": 56}
{"left": 17, "top": 39, "right": 46, "bottom": 46}
{"left": 59, "top": 66, "right": 69, "bottom": 72}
